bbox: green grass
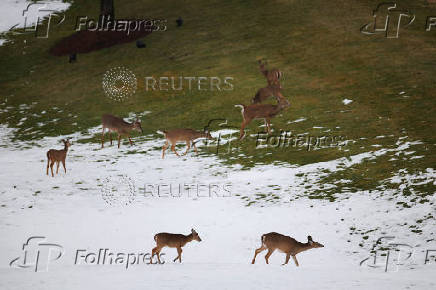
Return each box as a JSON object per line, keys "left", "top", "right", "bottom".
{"left": 0, "top": 0, "right": 435, "bottom": 199}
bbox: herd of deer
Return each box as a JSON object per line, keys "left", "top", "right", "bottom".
{"left": 43, "top": 62, "right": 323, "bottom": 265}
{"left": 150, "top": 229, "right": 323, "bottom": 265}
{"left": 45, "top": 60, "right": 290, "bottom": 176}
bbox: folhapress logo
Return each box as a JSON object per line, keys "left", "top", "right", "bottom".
{"left": 9, "top": 236, "right": 64, "bottom": 272}
{"left": 360, "top": 2, "right": 415, "bottom": 38}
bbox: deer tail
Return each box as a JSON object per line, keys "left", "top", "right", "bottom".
{"left": 261, "top": 234, "right": 266, "bottom": 246}
{"left": 156, "top": 130, "right": 167, "bottom": 136}
{"left": 154, "top": 234, "right": 158, "bottom": 242}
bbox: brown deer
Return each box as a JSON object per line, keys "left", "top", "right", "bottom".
{"left": 252, "top": 233, "right": 324, "bottom": 266}
{"left": 252, "top": 84, "right": 283, "bottom": 104}
{"left": 258, "top": 59, "right": 282, "bottom": 87}
{"left": 151, "top": 229, "right": 202, "bottom": 263}
{"left": 161, "top": 129, "right": 213, "bottom": 159}
{"left": 235, "top": 96, "right": 290, "bottom": 140}
{"left": 46, "top": 139, "right": 72, "bottom": 177}
{"left": 101, "top": 114, "right": 143, "bottom": 149}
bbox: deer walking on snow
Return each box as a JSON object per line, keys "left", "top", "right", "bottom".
{"left": 251, "top": 233, "right": 324, "bottom": 266}
{"left": 101, "top": 114, "right": 143, "bottom": 149}
{"left": 161, "top": 129, "right": 213, "bottom": 159}
{"left": 46, "top": 139, "right": 72, "bottom": 177}
{"left": 152, "top": 229, "right": 202, "bottom": 263}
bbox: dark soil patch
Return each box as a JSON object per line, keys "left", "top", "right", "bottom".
{"left": 49, "top": 30, "right": 151, "bottom": 56}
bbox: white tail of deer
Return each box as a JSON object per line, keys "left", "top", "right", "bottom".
{"left": 101, "top": 114, "right": 143, "bottom": 148}
{"left": 161, "top": 128, "right": 213, "bottom": 159}
{"left": 152, "top": 229, "right": 202, "bottom": 263}
{"left": 46, "top": 139, "right": 72, "bottom": 177}
{"left": 235, "top": 95, "right": 290, "bottom": 140}
{"left": 251, "top": 233, "right": 324, "bottom": 266}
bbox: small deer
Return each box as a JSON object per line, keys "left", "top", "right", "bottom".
{"left": 252, "top": 84, "right": 283, "bottom": 104}
{"left": 161, "top": 129, "right": 213, "bottom": 159}
{"left": 101, "top": 114, "right": 143, "bottom": 149}
{"left": 235, "top": 96, "right": 290, "bottom": 140}
{"left": 152, "top": 229, "right": 202, "bottom": 263}
{"left": 258, "top": 59, "right": 282, "bottom": 87}
{"left": 252, "top": 233, "right": 324, "bottom": 266}
{"left": 46, "top": 139, "right": 72, "bottom": 177}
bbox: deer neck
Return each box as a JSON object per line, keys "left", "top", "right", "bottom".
{"left": 295, "top": 241, "right": 314, "bottom": 254}
{"left": 182, "top": 233, "right": 194, "bottom": 246}
{"left": 63, "top": 144, "right": 69, "bottom": 152}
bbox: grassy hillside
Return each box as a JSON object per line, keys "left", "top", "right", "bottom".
{"left": 1, "top": 0, "right": 435, "bottom": 200}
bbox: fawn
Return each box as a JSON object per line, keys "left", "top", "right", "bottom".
{"left": 252, "top": 233, "right": 324, "bottom": 266}
{"left": 161, "top": 129, "right": 213, "bottom": 159}
{"left": 235, "top": 96, "right": 290, "bottom": 140}
{"left": 101, "top": 114, "right": 143, "bottom": 148}
{"left": 46, "top": 139, "right": 72, "bottom": 177}
{"left": 152, "top": 229, "right": 202, "bottom": 263}
{"left": 258, "top": 59, "right": 282, "bottom": 87}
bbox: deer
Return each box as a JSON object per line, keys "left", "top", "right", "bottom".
{"left": 258, "top": 59, "right": 282, "bottom": 87}
{"left": 101, "top": 114, "right": 143, "bottom": 149}
{"left": 252, "top": 84, "right": 283, "bottom": 104}
{"left": 235, "top": 95, "right": 290, "bottom": 140}
{"left": 151, "top": 229, "right": 202, "bottom": 263}
{"left": 161, "top": 128, "right": 213, "bottom": 159}
{"left": 46, "top": 139, "right": 72, "bottom": 177}
{"left": 251, "top": 233, "right": 324, "bottom": 266}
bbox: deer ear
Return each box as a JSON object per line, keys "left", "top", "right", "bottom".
{"left": 308, "top": 235, "right": 313, "bottom": 241}
{"left": 191, "top": 228, "right": 195, "bottom": 233}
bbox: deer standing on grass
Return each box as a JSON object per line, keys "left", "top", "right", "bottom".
{"left": 252, "top": 84, "right": 283, "bottom": 104}
{"left": 152, "top": 229, "right": 202, "bottom": 263}
{"left": 101, "top": 114, "right": 143, "bottom": 149}
{"left": 161, "top": 129, "right": 213, "bottom": 159}
{"left": 252, "top": 233, "right": 324, "bottom": 266}
{"left": 258, "top": 59, "right": 282, "bottom": 87}
{"left": 46, "top": 139, "right": 72, "bottom": 177}
{"left": 235, "top": 95, "right": 290, "bottom": 140}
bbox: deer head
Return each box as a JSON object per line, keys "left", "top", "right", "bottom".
{"left": 307, "top": 235, "right": 324, "bottom": 248}
{"left": 191, "top": 229, "right": 202, "bottom": 242}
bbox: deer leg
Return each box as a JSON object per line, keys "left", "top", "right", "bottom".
{"left": 117, "top": 134, "right": 121, "bottom": 149}
{"left": 162, "top": 141, "right": 169, "bottom": 159}
{"left": 292, "top": 255, "right": 299, "bottom": 267}
{"left": 62, "top": 160, "right": 66, "bottom": 173}
{"left": 46, "top": 157, "right": 50, "bottom": 175}
{"left": 183, "top": 141, "right": 190, "bottom": 156}
{"left": 265, "top": 249, "right": 275, "bottom": 264}
{"left": 193, "top": 142, "right": 198, "bottom": 155}
{"left": 50, "top": 162, "right": 54, "bottom": 177}
{"left": 173, "top": 247, "right": 182, "bottom": 263}
{"left": 265, "top": 118, "right": 272, "bottom": 134}
{"left": 152, "top": 247, "right": 162, "bottom": 264}
{"left": 109, "top": 131, "right": 113, "bottom": 146}
{"left": 56, "top": 161, "right": 60, "bottom": 174}
{"left": 101, "top": 126, "right": 105, "bottom": 148}
{"left": 252, "top": 245, "right": 266, "bottom": 264}
{"left": 171, "top": 144, "right": 180, "bottom": 157}
{"left": 129, "top": 136, "right": 134, "bottom": 146}
{"left": 239, "top": 119, "right": 251, "bottom": 140}
{"left": 283, "top": 253, "right": 291, "bottom": 265}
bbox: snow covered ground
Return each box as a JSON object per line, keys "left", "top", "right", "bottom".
{"left": 0, "top": 124, "right": 435, "bottom": 290}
